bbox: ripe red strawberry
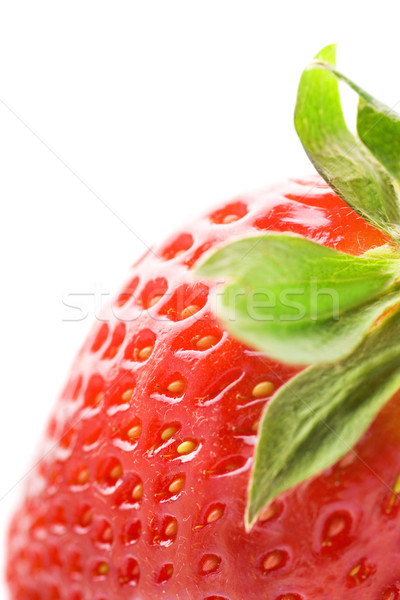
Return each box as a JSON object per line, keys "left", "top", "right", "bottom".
{"left": 8, "top": 45, "right": 400, "bottom": 600}
{"left": 8, "top": 175, "right": 400, "bottom": 600}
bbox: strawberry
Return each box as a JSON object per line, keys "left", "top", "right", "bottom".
{"left": 7, "top": 177, "right": 399, "bottom": 600}
{"left": 7, "top": 45, "right": 400, "bottom": 600}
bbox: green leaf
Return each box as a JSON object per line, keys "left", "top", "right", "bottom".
{"left": 357, "top": 100, "right": 400, "bottom": 185}
{"left": 196, "top": 233, "right": 400, "bottom": 365}
{"left": 308, "top": 53, "right": 400, "bottom": 185}
{"left": 246, "top": 307, "right": 400, "bottom": 527}
{"left": 295, "top": 44, "right": 400, "bottom": 242}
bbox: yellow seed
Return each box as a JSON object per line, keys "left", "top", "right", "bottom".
{"left": 258, "top": 503, "right": 277, "bottom": 523}
{"left": 329, "top": 516, "right": 346, "bottom": 539}
{"left": 263, "top": 550, "right": 283, "bottom": 571}
{"left": 94, "top": 392, "right": 104, "bottom": 406}
{"left": 252, "top": 381, "right": 275, "bottom": 398}
{"left": 97, "top": 562, "right": 109, "bottom": 576}
{"left": 196, "top": 335, "right": 218, "bottom": 350}
{"left": 201, "top": 555, "right": 219, "bottom": 573}
{"left": 132, "top": 482, "right": 143, "bottom": 500}
{"left": 108, "top": 346, "right": 119, "bottom": 358}
{"left": 167, "top": 380, "right": 186, "bottom": 394}
{"left": 109, "top": 464, "right": 123, "bottom": 479}
{"left": 222, "top": 214, "right": 239, "bottom": 224}
{"left": 168, "top": 477, "right": 184, "bottom": 494}
{"left": 101, "top": 526, "right": 113, "bottom": 543}
{"left": 177, "top": 440, "right": 196, "bottom": 455}
{"left": 80, "top": 508, "right": 92, "bottom": 526}
{"left": 349, "top": 564, "right": 361, "bottom": 577}
{"left": 387, "top": 493, "right": 396, "bottom": 513}
{"left": 161, "top": 426, "right": 178, "bottom": 442}
{"left": 206, "top": 506, "right": 224, "bottom": 523}
{"left": 386, "top": 474, "right": 400, "bottom": 512}
{"left": 181, "top": 304, "right": 200, "bottom": 319}
{"left": 138, "top": 345, "right": 154, "bottom": 361}
{"left": 121, "top": 388, "right": 134, "bottom": 402}
{"left": 148, "top": 294, "right": 163, "bottom": 307}
{"left": 77, "top": 468, "right": 89, "bottom": 485}
{"left": 127, "top": 424, "right": 141, "bottom": 439}
{"left": 164, "top": 519, "right": 178, "bottom": 537}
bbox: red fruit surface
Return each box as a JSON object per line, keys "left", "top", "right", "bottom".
{"left": 7, "top": 176, "right": 400, "bottom": 600}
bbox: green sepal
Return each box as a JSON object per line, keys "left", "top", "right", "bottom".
{"left": 196, "top": 233, "right": 400, "bottom": 365}
{"left": 246, "top": 307, "right": 400, "bottom": 527}
{"left": 295, "top": 44, "right": 400, "bottom": 242}
{"left": 308, "top": 51, "right": 400, "bottom": 185}
{"left": 357, "top": 99, "right": 400, "bottom": 185}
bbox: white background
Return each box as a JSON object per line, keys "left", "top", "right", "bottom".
{"left": 1, "top": 1, "right": 400, "bottom": 595}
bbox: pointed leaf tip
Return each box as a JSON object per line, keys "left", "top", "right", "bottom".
{"left": 314, "top": 43, "right": 336, "bottom": 63}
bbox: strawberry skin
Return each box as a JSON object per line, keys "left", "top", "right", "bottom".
{"left": 7, "top": 176, "right": 400, "bottom": 600}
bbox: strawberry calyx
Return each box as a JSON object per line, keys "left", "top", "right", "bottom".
{"left": 196, "top": 45, "right": 400, "bottom": 528}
